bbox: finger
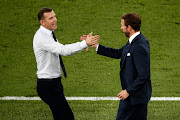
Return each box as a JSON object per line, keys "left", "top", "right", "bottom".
{"left": 118, "top": 95, "right": 122, "bottom": 99}
{"left": 93, "top": 35, "right": 100, "bottom": 38}
{"left": 93, "top": 39, "right": 100, "bottom": 43}
{"left": 91, "top": 35, "right": 99, "bottom": 38}
{"left": 87, "top": 34, "right": 90, "bottom": 38}
{"left": 93, "top": 37, "right": 100, "bottom": 41}
{"left": 90, "top": 37, "right": 100, "bottom": 41}
{"left": 88, "top": 37, "right": 100, "bottom": 45}
{"left": 85, "top": 48, "right": 88, "bottom": 51}
{"left": 90, "top": 40, "right": 99, "bottom": 45}
{"left": 90, "top": 37, "right": 99, "bottom": 41}
{"left": 117, "top": 93, "right": 121, "bottom": 97}
{"left": 80, "top": 36, "right": 87, "bottom": 40}
{"left": 95, "top": 35, "right": 100, "bottom": 37}
{"left": 89, "top": 32, "right": 93, "bottom": 36}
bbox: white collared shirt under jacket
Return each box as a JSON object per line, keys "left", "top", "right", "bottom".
{"left": 129, "top": 31, "right": 140, "bottom": 44}
{"left": 33, "top": 25, "right": 88, "bottom": 79}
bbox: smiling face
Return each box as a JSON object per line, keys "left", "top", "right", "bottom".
{"left": 40, "top": 10, "right": 57, "bottom": 30}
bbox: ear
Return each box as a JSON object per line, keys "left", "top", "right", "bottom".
{"left": 127, "top": 25, "right": 135, "bottom": 32}
{"left": 127, "top": 25, "right": 132, "bottom": 30}
{"left": 40, "top": 19, "right": 44, "bottom": 26}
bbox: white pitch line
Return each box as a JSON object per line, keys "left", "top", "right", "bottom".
{"left": 150, "top": 97, "right": 180, "bottom": 101}
{"left": 0, "top": 96, "right": 180, "bottom": 101}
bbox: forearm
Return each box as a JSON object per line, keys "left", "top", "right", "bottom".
{"left": 41, "top": 40, "right": 88, "bottom": 56}
{"left": 126, "top": 77, "right": 149, "bottom": 95}
{"left": 57, "top": 40, "right": 88, "bottom": 56}
{"left": 97, "top": 44, "right": 123, "bottom": 59}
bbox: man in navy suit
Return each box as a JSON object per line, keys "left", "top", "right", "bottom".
{"left": 83, "top": 13, "right": 152, "bottom": 120}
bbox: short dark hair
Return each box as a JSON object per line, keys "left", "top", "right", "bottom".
{"left": 122, "top": 13, "right": 141, "bottom": 31}
{"left": 38, "top": 7, "right": 53, "bottom": 21}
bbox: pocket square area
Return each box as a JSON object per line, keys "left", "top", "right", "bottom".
{"left": 127, "top": 53, "right": 131, "bottom": 56}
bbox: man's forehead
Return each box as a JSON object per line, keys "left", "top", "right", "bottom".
{"left": 121, "top": 19, "right": 125, "bottom": 24}
{"left": 44, "top": 11, "right": 56, "bottom": 18}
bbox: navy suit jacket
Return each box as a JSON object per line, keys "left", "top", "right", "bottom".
{"left": 97, "top": 33, "right": 152, "bottom": 105}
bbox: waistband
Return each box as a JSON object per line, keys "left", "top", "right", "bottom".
{"left": 37, "top": 77, "right": 62, "bottom": 81}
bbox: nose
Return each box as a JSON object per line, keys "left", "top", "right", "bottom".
{"left": 54, "top": 17, "right": 57, "bottom": 22}
{"left": 120, "top": 26, "right": 123, "bottom": 30}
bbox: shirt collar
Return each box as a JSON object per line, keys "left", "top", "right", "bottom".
{"left": 129, "top": 31, "right": 140, "bottom": 44}
{"left": 40, "top": 25, "right": 53, "bottom": 36}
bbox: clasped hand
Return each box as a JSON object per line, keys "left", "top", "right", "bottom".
{"left": 80, "top": 32, "right": 100, "bottom": 51}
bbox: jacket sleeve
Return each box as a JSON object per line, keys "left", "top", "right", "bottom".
{"left": 97, "top": 44, "right": 124, "bottom": 59}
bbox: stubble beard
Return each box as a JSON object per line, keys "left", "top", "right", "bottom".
{"left": 124, "top": 31, "right": 130, "bottom": 38}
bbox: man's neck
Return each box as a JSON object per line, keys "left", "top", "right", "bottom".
{"left": 129, "top": 30, "right": 138, "bottom": 38}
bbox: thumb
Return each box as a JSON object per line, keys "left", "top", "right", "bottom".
{"left": 89, "top": 32, "right": 93, "bottom": 37}
{"left": 87, "top": 34, "right": 90, "bottom": 38}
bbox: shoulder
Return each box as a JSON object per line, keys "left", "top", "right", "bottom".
{"left": 34, "top": 28, "right": 52, "bottom": 41}
{"left": 136, "top": 33, "right": 149, "bottom": 43}
{"left": 131, "top": 34, "right": 150, "bottom": 54}
{"left": 132, "top": 33, "right": 150, "bottom": 47}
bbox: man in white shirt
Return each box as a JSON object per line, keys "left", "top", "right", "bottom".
{"left": 33, "top": 7, "right": 100, "bottom": 120}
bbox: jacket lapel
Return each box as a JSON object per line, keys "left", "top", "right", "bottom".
{"left": 120, "top": 33, "right": 141, "bottom": 69}
{"left": 120, "top": 42, "right": 132, "bottom": 69}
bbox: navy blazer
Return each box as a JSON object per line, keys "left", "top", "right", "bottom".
{"left": 97, "top": 33, "right": 152, "bottom": 105}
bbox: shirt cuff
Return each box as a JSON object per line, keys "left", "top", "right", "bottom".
{"left": 95, "top": 44, "right": 99, "bottom": 51}
{"left": 80, "top": 40, "right": 88, "bottom": 49}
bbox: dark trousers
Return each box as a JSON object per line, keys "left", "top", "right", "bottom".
{"left": 37, "top": 77, "right": 74, "bottom": 120}
{"left": 116, "top": 100, "right": 147, "bottom": 120}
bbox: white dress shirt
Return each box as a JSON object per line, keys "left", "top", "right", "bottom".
{"left": 33, "top": 25, "right": 88, "bottom": 79}
{"left": 129, "top": 31, "right": 140, "bottom": 44}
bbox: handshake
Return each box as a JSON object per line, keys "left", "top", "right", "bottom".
{"left": 80, "top": 32, "right": 100, "bottom": 51}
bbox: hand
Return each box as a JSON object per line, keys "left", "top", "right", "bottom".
{"left": 80, "top": 32, "right": 93, "bottom": 51}
{"left": 80, "top": 32, "right": 93, "bottom": 40}
{"left": 85, "top": 35, "right": 100, "bottom": 46}
{"left": 81, "top": 32, "right": 99, "bottom": 49}
{"left": 117, "top": 89, "right": 129, "bottom": 100}
{"left": 90, "top": 43, "right": 99, "bottom": 48}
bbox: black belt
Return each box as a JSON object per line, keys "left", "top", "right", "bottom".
{"left": 37, "top": 77, "right": 62, "bottom": 81}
